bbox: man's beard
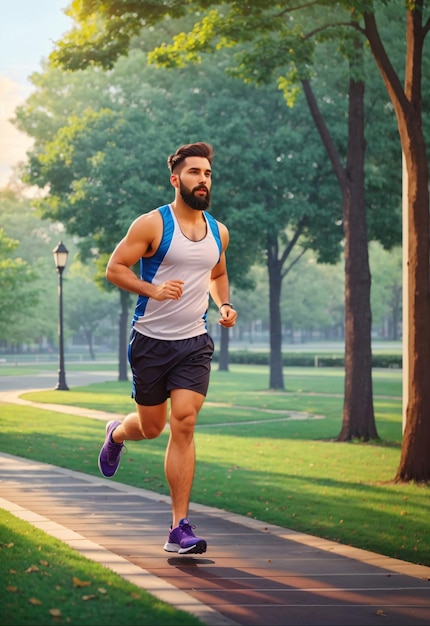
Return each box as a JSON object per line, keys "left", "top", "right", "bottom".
{"left": 179, "top": 179, "right": 211, "bottom": 211}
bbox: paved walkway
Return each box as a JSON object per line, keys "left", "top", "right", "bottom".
{"left": 1, "top": 380, "right": 430, "bottom": 626}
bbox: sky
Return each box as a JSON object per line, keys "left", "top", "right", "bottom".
{"left": 0, "top": 1, "right": 73, "bottom": 187}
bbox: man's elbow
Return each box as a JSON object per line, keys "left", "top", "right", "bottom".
{"left": 105, "top": 263, "right": 115, "bottom": 284}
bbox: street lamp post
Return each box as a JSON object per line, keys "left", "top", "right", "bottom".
{"left": 52, "top": 241, "right": 69, "bottom": 391}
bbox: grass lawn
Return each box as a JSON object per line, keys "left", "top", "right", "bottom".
{"left": 0, "top": 364, "right": 428, "bottom": 624}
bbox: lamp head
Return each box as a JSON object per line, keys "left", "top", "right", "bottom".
{"left": 53, "top": 241, "right": 69, "bottom": 271}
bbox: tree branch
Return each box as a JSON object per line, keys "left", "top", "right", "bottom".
{"left": 301, "top": 78, "right": 346, "bottom": 190}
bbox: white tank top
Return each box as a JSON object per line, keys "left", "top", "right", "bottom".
{"left": 132, "top": 204, "right": 222, "bottom": 340}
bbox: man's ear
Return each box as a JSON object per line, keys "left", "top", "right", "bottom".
{"left": 170, "top": 174, "right": 179, "bottom": 189}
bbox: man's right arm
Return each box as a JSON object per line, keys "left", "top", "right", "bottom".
{"left": 106, "top": 213, "right": 154, "bottom": 296}
{"left": 106, "top": 212, "right": 185, "bottom": 301}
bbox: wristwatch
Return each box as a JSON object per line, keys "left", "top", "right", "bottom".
{"left": 219, "top": 302, "right": 235, "bottom": 312}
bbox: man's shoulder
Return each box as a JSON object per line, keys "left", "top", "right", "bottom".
{"left": 131, "top": 206, "right": 166, "bottom": 236}
{"left": 142, "top": 204, "right": 170, "bottom": 218}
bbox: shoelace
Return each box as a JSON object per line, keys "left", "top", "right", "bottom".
{"left": 180, "top": 522, "right": 197, "bottom": 536}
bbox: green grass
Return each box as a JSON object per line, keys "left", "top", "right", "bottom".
{"left": 0, "top": 510, "right": 205, "bottom": 626}
{"left": 0, "top": 364, "right": 428, "bottom": 624}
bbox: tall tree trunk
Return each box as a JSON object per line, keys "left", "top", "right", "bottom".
{"left": 396, "top": 137, "right": 430, "bottom": 480}
{"left": 85, "top": 329, "right": 95, "bottom": 360}
{"left": 338, "top": 73, "right": 378, "bottom": 441}
{"left": 118, "top": 289, "right": 130, "bottom": 382}
{"left": 302, "top": 39, "right": 378, "bottom": 441}
{"left": 363, "top": 7, "right": 430, "bottom": 480}
{"left": 267, "top": 233, "right": 284, "bottom": 390}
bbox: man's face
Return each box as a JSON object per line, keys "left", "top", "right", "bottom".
{"left": 177, "top": 156, "right": 212, "bottom": 211}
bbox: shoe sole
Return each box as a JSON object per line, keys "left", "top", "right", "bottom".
{"left": 178, "top": 540, "right": 207, "bottom": 555}
{"left": 164, "top": 540, "right": 207, "bottom": 555}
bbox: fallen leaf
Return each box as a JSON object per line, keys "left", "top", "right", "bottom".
{"left": 130, "top": 591, "right": 141, "bottom": 599}
{"left": 40, "top": 560, "right": 49, "bottom": 566}
{"left": 82, "top": 594, "right": 98, "bottom": 601}
{"left": 98, "top": 588, "right": 107, "bottom": 594}
{"left": 7, "top": 586, "right": 17, "bottom": 592}
{"left": 28, "top": 597, "right": 42, "bottom": 605}
{"left": 73, "top": 577, "right": 91, "bottom": 588}
{"left": 25, "top": 565, "right": 40, "bottom": 573}
{"left": 49, "top": 608, "right": 62, "bottom": 617}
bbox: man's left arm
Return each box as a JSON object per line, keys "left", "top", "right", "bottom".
{"left": 209, "top": 242, "right": 237, "bottom": 328}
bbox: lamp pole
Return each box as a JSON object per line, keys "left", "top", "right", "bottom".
{"left": 52, "top": 241, "right": 69, "bottom": 391}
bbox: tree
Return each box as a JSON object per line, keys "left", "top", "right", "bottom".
{"left": 66, "top": 261, "right": 119, "bottom": 360}
{"left": 0, "top": 189, "right": 61, "bottom": 349}
{"left": 281, "top": 254, "right": 345, "bottom": 341}
{"left": 363, "top": 5, "right": 430, "bottom": 482}
{"left": 369, "top": 243, "right": 402, "bottom": 341}
{"left": 0, "top": 228, "right": 37, "bottom": 342}
{"left": 50, "top": 0, "right": 429, "bottom": 479}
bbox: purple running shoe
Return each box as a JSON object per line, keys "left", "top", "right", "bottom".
{"left": 163, "top": 518, "right": 207, "bottom": 554}
{"left": 98, "top": 420, "right": 123, "bottom": 478}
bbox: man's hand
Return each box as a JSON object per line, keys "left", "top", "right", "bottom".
{"left": 218, "top": 306, "right": 237, "bottom": 328}
{"left": 152, "top": 280, "right": 185, "bottom": 301}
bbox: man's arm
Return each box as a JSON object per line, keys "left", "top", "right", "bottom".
{"left": 106, "top": 211, "right": 185, "bottom": 301}
{"left": 209, "top": 224, "right": 237, "bottom": 328}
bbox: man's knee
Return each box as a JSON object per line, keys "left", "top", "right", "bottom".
{"left": 144, "top": 422, "right": 166, "bottom": 439}
{"left": 170, "top": 412, "right": 197, "bottom": 439}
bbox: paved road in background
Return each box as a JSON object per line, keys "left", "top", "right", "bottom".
{"left": 0, "top": 369, "right": 118, "bottom": 392}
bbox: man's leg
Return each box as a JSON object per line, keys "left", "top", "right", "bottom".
{"left": 113, "top": 403, "right": 168, "bottom": 442}
{"left": 165, "top": 388, "right": 205, "bottom": 527}
{"left": 163, "top": 388, "right": 207, "bottom": 554}
{"left": 98, "top": 404, "right": 167, "bottom": 478}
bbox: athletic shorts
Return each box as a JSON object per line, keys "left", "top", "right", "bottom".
{"left": 128, "top": 329, "right": 215, "bottom": 406}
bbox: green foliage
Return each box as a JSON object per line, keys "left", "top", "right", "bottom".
{"left": 0, "top": 226, "right": 38, "bottom": 341}
{"left": 52, "top": 0, "right": 188, "bottom": 71}
{"left": 0, "top": 189, "right": 123, "bottom": 350}
{"left": 369, "top": 242, "right": 402, "bottom": 336}
{"left": 53, "top": 1, "right": 368, "bottom": 75}
{"left": 65, "top": 261, "right": 119, "bottom": 357}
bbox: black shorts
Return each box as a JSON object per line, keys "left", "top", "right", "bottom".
{"left": 128, "top": 329, "right": 215, "bottom": 406}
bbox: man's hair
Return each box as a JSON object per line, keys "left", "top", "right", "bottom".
{"left": 167, "top": 142, "right": 214, "bottom": 173}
